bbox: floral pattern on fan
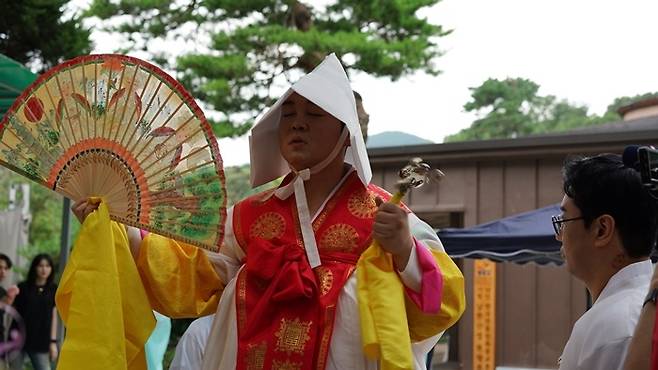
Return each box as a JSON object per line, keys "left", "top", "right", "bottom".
{"left": 0, "top": 55, "right": 226, "bottom": 251}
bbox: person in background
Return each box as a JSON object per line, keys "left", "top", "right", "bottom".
{"left": 555, "top": 154, "right": 658, "bottom": 370}
{"left": 0, "top": 254, "right": 18, "bottom": 305}
{"left": 169, "top": 315, "right": 215, "bottom": 370}
{"left": 623, "top": 262, "right": 658, "bottom": 370}
{"left": 0, "top": 254, "right": 12, "bottom": 300}
{"left": 0, "top": 254, "right": 19, "bottom": 370}
{"left": 12, "top": 254, "right": 58, "bottom": 370}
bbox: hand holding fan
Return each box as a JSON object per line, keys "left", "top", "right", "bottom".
{"left": 0, "top": 55, "right": 226, "bottom": 251}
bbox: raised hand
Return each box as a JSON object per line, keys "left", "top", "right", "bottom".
{"left": 71, "top": 199, "right": 100, "bottom": 223}
{"left": 373, "top": 196, "right": 414, "bottom": 270}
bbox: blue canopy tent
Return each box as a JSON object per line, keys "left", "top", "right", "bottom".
{"left": 438, "top": 204, "right": 563, "bottom": 265}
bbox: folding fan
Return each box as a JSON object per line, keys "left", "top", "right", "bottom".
{"left": 0, "top": 55, "right": 226, "bottom": 251}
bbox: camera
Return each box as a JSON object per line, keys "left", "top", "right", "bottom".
{"left": 637, "top": 146, "right": 658, "bottom": 197}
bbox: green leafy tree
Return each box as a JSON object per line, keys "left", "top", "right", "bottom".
{"left": 84, "top": 0, "right": 450, "bottom": 137}
{"left": 444, "top": 78, "right": 657, "bottom": 142}
{"left": 446, "top": 78, "right": 545, "bottom": 141}
{"left": 0, "top": 168, "right": 74, "bottom": 277}
{"left": 224, "top": 164, "right": 278, "bottom": 206}
{"left": 602, "top": 91, "right": 658, "bottom": 120}
{"left": 0, "top": 0, "right": 92, "bottom": 72}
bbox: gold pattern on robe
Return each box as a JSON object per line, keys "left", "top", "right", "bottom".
{"left": 312, "top": 212, "right": 327, "bottom": 232}
{"left": 272, "top": 360, "right": 302, "bottom": 370}
{"left": 249, "top": 212, "right": 286, "bottom": 240}
{"left": 274, "top": 318, "right": 312, "bottom": 355}
{"left": 246, "top": 342, "right": 267, "bottom": 370}
{"left": 316, "top": 305, "right": 336, "bottom": 370}
{"left": 314, "top": 266, "right": 334, "bottom": 296}
{"left": 319, "top": 223, "right": 359, "bottom": 252}
{"left": 237, "top": 271, "right": 247, "bottom": 332}
{"left": 347, "top": 189, "right": 377, "bottom": 219}
{"left": 312, "top": 185, "right": 344, "bottom": 231}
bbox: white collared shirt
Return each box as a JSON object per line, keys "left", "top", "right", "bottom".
{"left": 558, "top": 259, "right": 653, "bottom": 370}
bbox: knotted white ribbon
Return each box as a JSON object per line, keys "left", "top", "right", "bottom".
{"left": 274, "top": 128, "right": 349, "bottom": 268}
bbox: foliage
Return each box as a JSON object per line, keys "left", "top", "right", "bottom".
{"left": 602, "top": 92, "right": 658, "bottom": 118}
{"left": 444, "top": 77, "right": 658, "bottom": 142}
{"left": 163, "top": 317, "right": 194, "bottom": 368}
{"left": 84, "top": 0, "right": 450, "bottom": 137}
{"left": 224, "top": 164, "right": 278, "bottom": 206}
{"left": 0, "top": 162, "right": 267, "bottom": 278}
{"left": 0, "top": 168, "right": 75, "bottom": 277}
{"left": 0, "top": 0, "right": 92, "bottom": 72}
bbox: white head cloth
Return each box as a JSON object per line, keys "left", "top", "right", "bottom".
{"left": 248, "top": 53, "right": 372, "bottom": 267}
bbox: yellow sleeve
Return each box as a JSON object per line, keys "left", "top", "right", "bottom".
{"left": 56, "top": 205, "right": 155, "bottom": 370}
{"left": 407, "top": 250, "right": 466, "bottom": 341}
{"left": 136, "top": 233, "right": 224, "bottom": 318}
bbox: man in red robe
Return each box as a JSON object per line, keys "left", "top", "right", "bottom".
{"left": 75, "top": 53, "right": 465, "bottom": 370}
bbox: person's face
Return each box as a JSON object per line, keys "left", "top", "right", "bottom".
{"left": 36, "top": 259, "right": 52, "bottom": 281}
{"left": 278, "top": 93, "right": 345, "bottom": 171}
{"left": 0, "top": 260, "right": 9, "bottom": 282}
{"left": 556, "top": 195, "right": 594, "bottom": 279}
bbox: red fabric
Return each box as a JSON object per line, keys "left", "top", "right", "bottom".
{"left": 244, "top": 239, "right": 317, "bottom": 335}
{"left": 651, "top": 310, "right": 658, "bottom": 370}
{"left": 236, "top": 239, "right": 321, "bottom": 370}
{"left": 236, "top": 240, "right": 359, "bottom": 369}
{"left": 233, "top": 172, "right": 425, "bottom": 369}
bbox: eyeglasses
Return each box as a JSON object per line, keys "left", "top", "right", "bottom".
{"left": 551, "top": 215, "right": 585, "bottom": 236}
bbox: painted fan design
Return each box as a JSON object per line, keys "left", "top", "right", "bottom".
{"left": 0, "top": 55, "right": 226, "bottom": 251}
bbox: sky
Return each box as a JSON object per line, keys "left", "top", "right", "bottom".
{"left": 87, "top": 0, "right": 658, "bottom": 166}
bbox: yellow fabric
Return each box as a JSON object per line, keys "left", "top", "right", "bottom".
{"left": 55, "top": 201, "right": 156, "bottom": 370}
{"left": 357, "top": 244, "right": 412, "bottom": 370}
{"left": 136, "top": 233, "right": 223, "bottom": 318}
{"left": 407, "top": 250, "right": 466, "bottom": 342}
{"left": 356, "top": 246, "right": 466, "bottom": 370}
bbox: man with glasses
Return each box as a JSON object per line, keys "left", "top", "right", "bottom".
{"left": 555, "top": 154, "right": 657, "bottom": 370}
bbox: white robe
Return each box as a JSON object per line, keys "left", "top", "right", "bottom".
{"left": 558, "top": 259, "right": 653, "bottom": 370}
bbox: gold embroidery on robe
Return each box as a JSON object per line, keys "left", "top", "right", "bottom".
{"left": 312, "top": 179, "right": 352, "bottom": 232}
{"left": 274, "top": 318, "right": 312, "bottom": 355}
{"left": 272, "top": 359, "right": 302, "bottom": 370}
{"left": 249, "top": 212, "right": 286, "bottom": 240}
{"left": 347, "top": 189, "right": 378, "bottom": 219}
{"left": 314, "top": 266, "right": 334, "bottom": 296}
{"left": 319, "top": 223, "right": 359, "bottom": 252}
{"left": 316, "top": 305, "right": 336, "bottom": 370}
{"left": 246, "top": 342, "right": 267, "bottom": 370}
{"left": 237, "top": 271, "right": 248, "bottom": 333}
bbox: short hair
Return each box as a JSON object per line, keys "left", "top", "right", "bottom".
{"left": 562, "top": 154, "right": 658, "bottom": 257}
{"left": 0, "top": 254, "right": 12, "bottom": 269}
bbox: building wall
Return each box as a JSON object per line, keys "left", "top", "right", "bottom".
{"left": 371, "top": 156, "right": 588, "bottom": 369}
{"left": 624, "top": 105, "right": 658, "bottom": 121}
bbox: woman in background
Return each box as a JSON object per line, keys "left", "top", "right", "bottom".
{"left": 12, "top": 254, "right": 58, "bottom": 370}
